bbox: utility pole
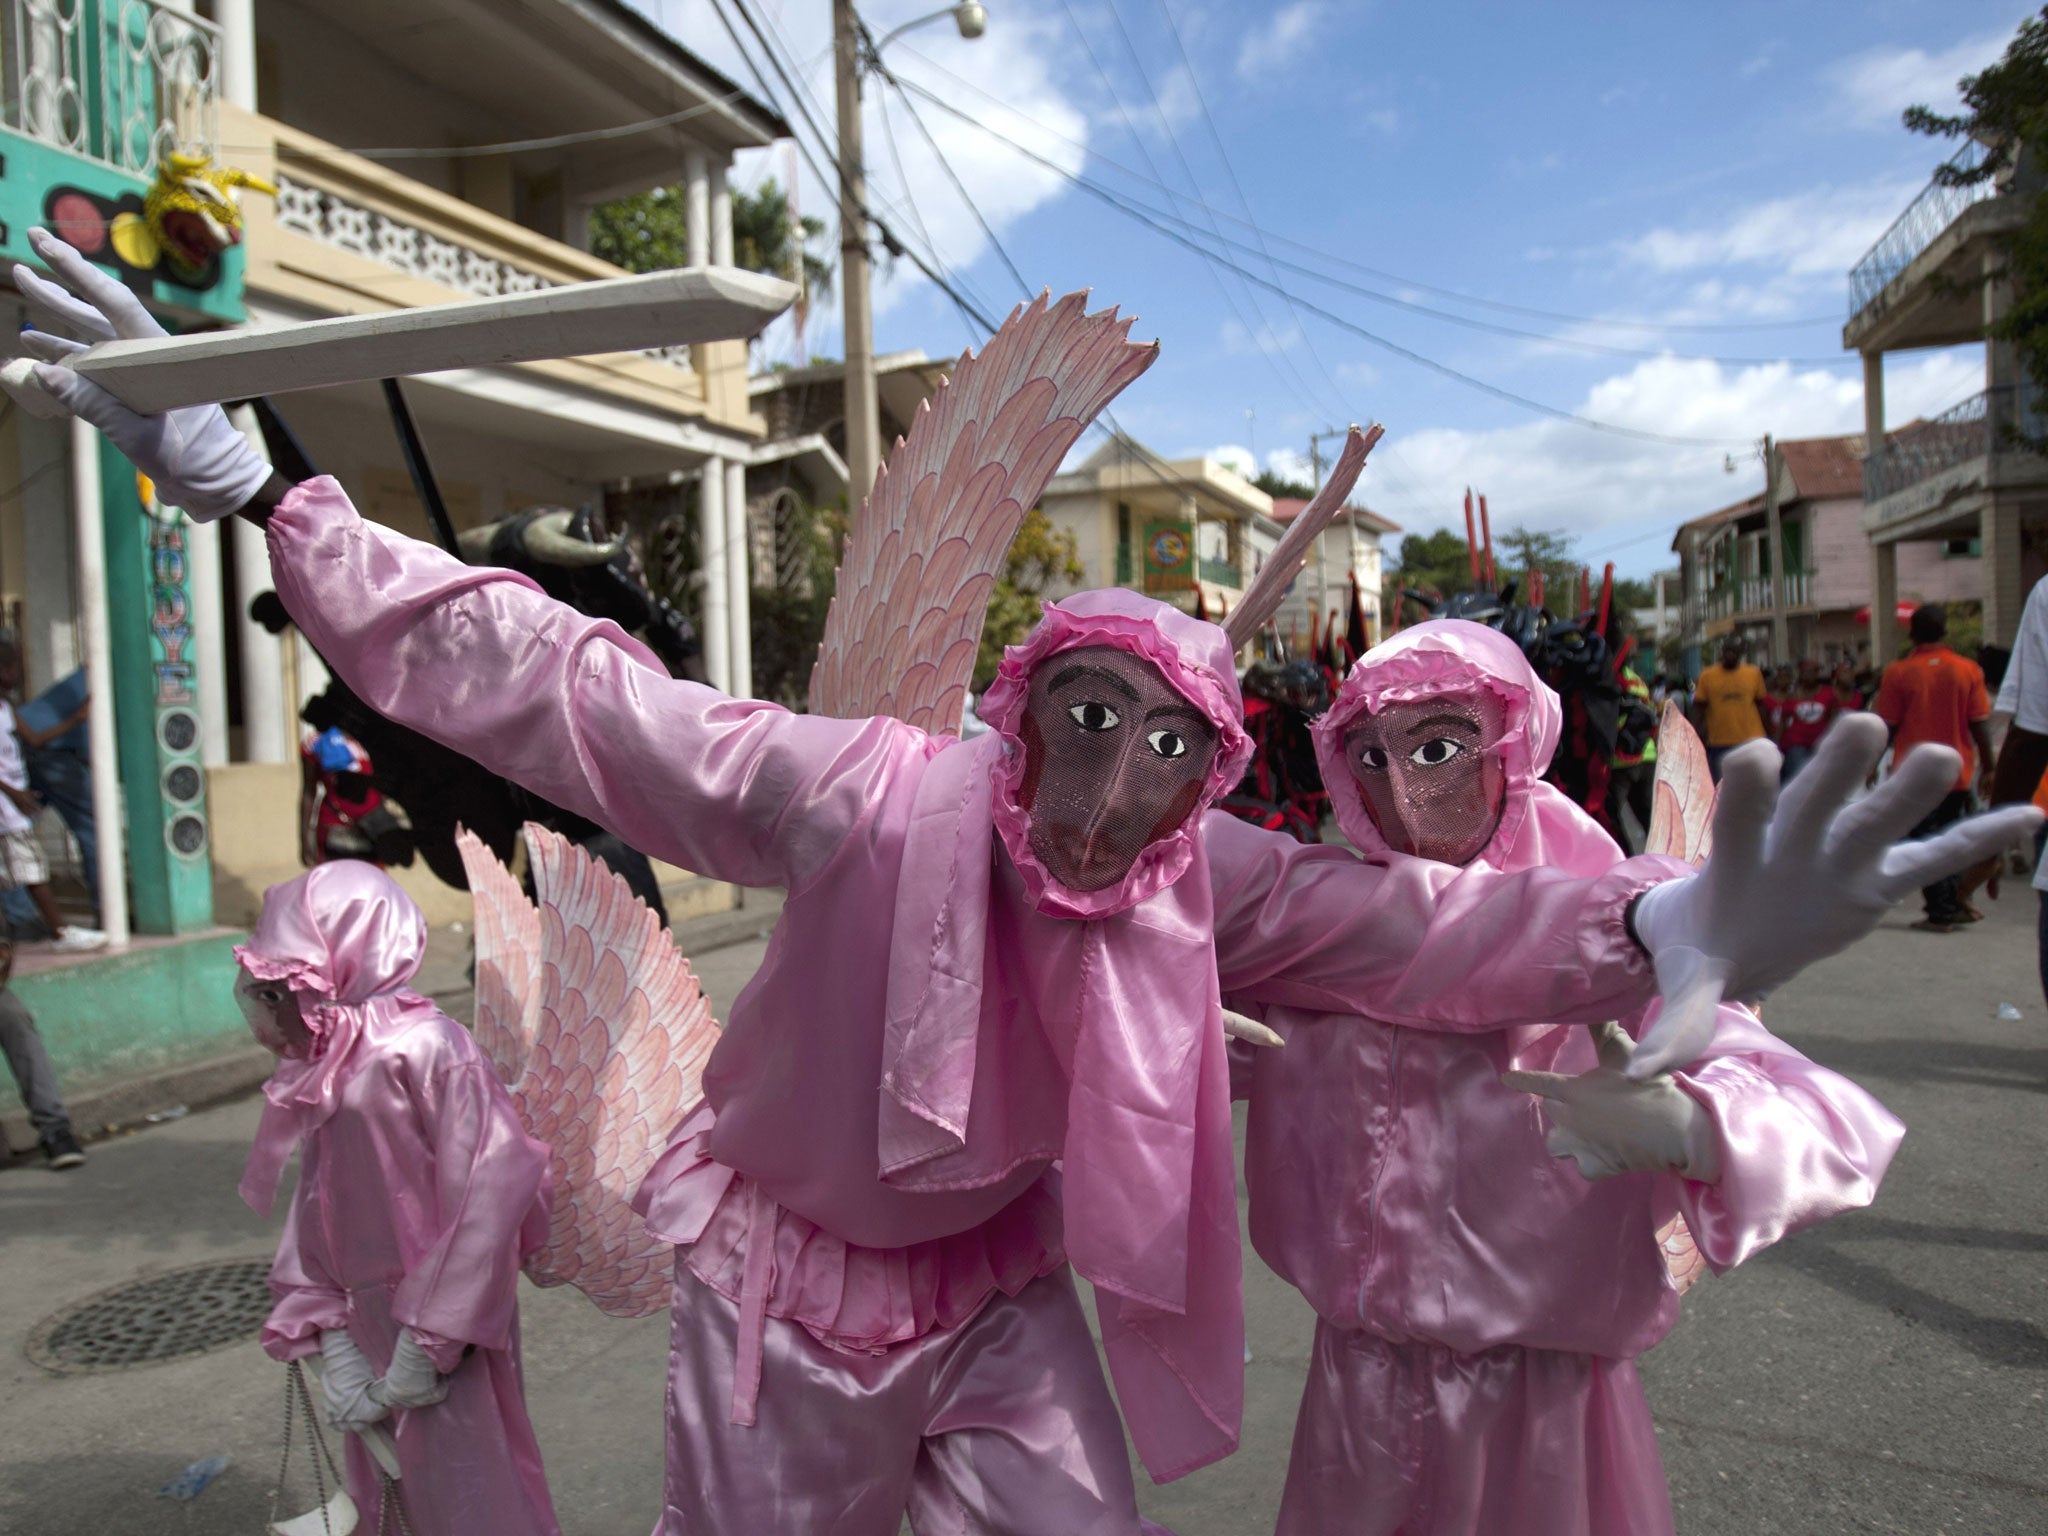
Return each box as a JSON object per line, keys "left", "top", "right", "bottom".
{"left": 834, "top": 0, "right": 880, "bottom": 520}
{"left": 1761, "top": 433, "right": 1789, "bottom": 663}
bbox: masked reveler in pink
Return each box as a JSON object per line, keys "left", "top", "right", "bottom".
{"left": 237, "top": 860, "right": 560, "bottom": 1536}
{"left": 1232, "top": 618, "right": 1906, "bottom": 1536}
{"left": 9, "top": 230, "right": 2033, "bottom": 1535}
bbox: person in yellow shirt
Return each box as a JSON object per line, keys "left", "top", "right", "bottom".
{"left": 1691, "top": 636, "right": 1770, "bottom": 780}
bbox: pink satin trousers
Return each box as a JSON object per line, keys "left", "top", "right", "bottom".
{"left": 1276, "top": 1321, "right": 1673, "bottom": 1536}
{"left": 657, "top": 1261, "right": 1167, "bottom": 1535}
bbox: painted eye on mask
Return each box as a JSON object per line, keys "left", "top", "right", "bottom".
{"left": 1357, "top": 745, "right": 1390, "bottom": 771}
{"left": 1410, "top": 737, "right": 1466, "bottom": 766}
{"left": 1146, "top": 728, "right": 1189, "bottom": 759}
{"left": 1067, "top": 700, "right": 1121, "bottom": 731}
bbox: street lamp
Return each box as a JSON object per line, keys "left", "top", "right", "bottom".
{"left": 836, "top": 2, "right": 990, "bottom": 519}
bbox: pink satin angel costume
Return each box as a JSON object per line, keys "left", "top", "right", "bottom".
{"left": 238, "top": 861, "right": 560, "bottom": 1536}
{"left": 261, "top": 479, "right": 1688, "bottom": 1534}
{"left": 1233, "top": 620, "right": 1906, "bottom": 1536}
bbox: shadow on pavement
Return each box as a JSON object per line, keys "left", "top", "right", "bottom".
{"left": 1791, "top": 1035, "right": 2048, "bottom": 1094}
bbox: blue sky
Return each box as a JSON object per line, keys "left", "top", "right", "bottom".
{"left": 639, "top": 0, "right": 2028, "bottom": 577}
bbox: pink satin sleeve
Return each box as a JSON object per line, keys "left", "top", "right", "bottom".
{"left": 1671, "top": 1006, "right": 1905, "bottom": 1273}
{"left": 266, "top": 476, "right": 918, "bottom": 892}
{"left": 260, "top": 1189, "right": 348, "bottom": 1362}
{"left": 1205, "top": 812, "right": 1682, "bottom": 1029}
{"left": 390, "top": 1058, "right": 552, "bottom": 1373}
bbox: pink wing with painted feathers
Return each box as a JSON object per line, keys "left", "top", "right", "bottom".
{"left": 460, "top": 824, "right": 721, "bottom": 1317}
{"left": 807, "top": 290, "right": 1158, "bottom": 733}
{"left": 1642, "top": 701, "right": 1715, "bottom": 1295}
{"left": 457, "top": 826, "right": 542, "bottom": 1089}
{"left": 1646, "top": 701, "right": 1716, "bottom": 865}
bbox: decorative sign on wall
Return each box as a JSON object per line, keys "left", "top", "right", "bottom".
{"left": 1142, "top": 519, "right": 1193, "bottom": 593}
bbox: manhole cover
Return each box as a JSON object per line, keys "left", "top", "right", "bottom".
{"left": 27, "top": 1260, "right": 274, "bottom": 1374}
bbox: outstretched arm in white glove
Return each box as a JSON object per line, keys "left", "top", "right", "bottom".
{"left": 369, "top": 1328, "right": 452, "bottom": 1412}
{"left": 2, "top": 227, "right": 274, "bottom": 521}
{"left": 1625, "top": 715, "right": 2040, "bottom": 1079}
{"left": 318, "top": 1329, "right": 389, "bottom": 1433}
{"left": 1502, "top": 1022, "right": 1722, "bottom": 1183}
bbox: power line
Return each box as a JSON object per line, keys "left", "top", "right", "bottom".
{"left": 892, "top": 39, "right": 1836, "bottom": 337}
{"left": 890, "top": 76, "right": 1754, "bottom": 449}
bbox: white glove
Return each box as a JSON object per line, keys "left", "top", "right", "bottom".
{"left": 1222, "top": 1007, "right": 1284, "bottom": 1049}
{"left": 1627, "top": 715, "right": 2041, "bottom": 1079}
{"left": 370, "top": 1328, "right": 451, "bottom": 1412}
{"left": 318, "top": 1330, "right": 388, "bottom": 1433}
{"left": 2, "top": 226, "right": 273, "bottom": 521}
{"left": 1502, "top": 1022, "right": 1721, "bottom": 1182}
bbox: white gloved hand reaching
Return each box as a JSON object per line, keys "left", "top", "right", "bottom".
{"left": 1502, "top": 1021, "right": 1721, "bottom": 1182}
{"left": 1626, "top": 715, "right": 2040, "bottom": 1080}
{"left": 2, "top": 227, "right": 273, "bottom": 521}
{"left": 370, "top": 1328, "right": 451, "bottom": 1412}
{"left": 318, "top": 1329, "right": 389, "bottom": 1434}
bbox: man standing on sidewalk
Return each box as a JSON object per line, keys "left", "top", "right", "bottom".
{"left": 1989, "top": 575, "right": 2048, "bottom": 1002}
{"left": 1691, "top": 635, "right": 1768, "bottom": 781}
{"left": 1874, "top": 604, "right": 1995, "bottom": 934}
{"left": 0, "top": 933, "right": 85, "bottom": 1167}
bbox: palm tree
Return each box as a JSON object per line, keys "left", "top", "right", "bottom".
{"left": 590, "top": 176, "right": 833, "bottom": 305}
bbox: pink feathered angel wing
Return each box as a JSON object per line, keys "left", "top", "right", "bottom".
{"left": 1646, "top": 701, "right": 1715, "bottom": 866}
{"left": 461, "top": 824, "right": 721, "bottom": 1317}
{"left": 456, "top": 825, "right": 542, "bottom": 1088}
{"left": 807, "top": 290, "right": 1159, "bottom": 733}
{"left": 1642, "top": 701, "right": 1715, "bottom": 1294}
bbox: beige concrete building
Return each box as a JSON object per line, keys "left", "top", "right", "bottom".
{"left": 1846, "top": 135, "right": 2046, "bottom": 661}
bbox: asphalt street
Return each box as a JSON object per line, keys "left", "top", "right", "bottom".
{"left": 1, "top": 893, "right": 2043, "bottom": 1534}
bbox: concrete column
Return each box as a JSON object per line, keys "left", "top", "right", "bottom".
{"left": 225, "top": 406, "right": 289, "bottom": 762}
{"left": 1861, "top": 351, "right": 1885, "bottom": 499}
{"left": 71, "top": 420, "right": 128, "bottom": 947}
{"left": 1870, "top": 539, "right": 1899, "bottom": 667}
{"left": 214, "top": 0, "right": 258, "bottom": 110}
{"left": 1983, "top": 498, "right": 2026, "bottom": 649}
{"left": 725, "top": 457, "right": 751, "bottom": 697}
{"left": 685, "top": 150, "right": 711, "bottom": 268}
{"left": 698, "top": 457, "right": 730, "bottom": 693}
{"left": 186, "top": 520, "right": 229, "bottom": 766}
{"left": 20, "top": 412, "right": 77, "bottom": 692}
{"left": 710, "top": 160, "right": 735, "bottom": 268}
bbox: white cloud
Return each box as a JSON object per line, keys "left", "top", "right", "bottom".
{"left": 1828, "top": 28, "right": 2012, "bottom": 129}
{"left": 1209, "top": 443, "right": 1257, "bottom": 479}
{"left": 1365, "top": 348, "right": 1983, "bottom": 576}
{"left": 1237, "top": 2, "right": 1325, "bottom": 80}
{"left": 1221, "top": 317, "right": 1303, "bottom": 356}
{"left": 1617, "top": 179, "right": 1923, "bottom": 278}
{"left": 1739, "top": 43, "right": 1780, "bottom": 79}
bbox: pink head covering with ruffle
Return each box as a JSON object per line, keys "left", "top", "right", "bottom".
{"left": 978, "top": 587, "right": 1252, "bottom": 918}
{"left": 237, "top": 861, "right": 429, "bottom": 1213}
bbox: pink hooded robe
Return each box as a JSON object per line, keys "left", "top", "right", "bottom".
{"left": 1234, "top": 621, "right": 1905, "bottom": 1536}
{"left": 259, "top": 480, "right": 1686, "bottom": 1516}
{"left": 240, "top": 862, "right": 559, "bottom": 1536}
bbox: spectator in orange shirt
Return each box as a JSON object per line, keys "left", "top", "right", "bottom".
{"left": 1872, "top": 604, "right": 1995, "bottom": 933}
{"left": 1690, "top": 634, "right": 1769, "bottom": 781}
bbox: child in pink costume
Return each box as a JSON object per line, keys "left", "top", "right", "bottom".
{"left": 1235, "top": 619, "right": 1905, "bottom": 1536}
{"left": 238, "top": 861, "right": 561, "bottom": 1536}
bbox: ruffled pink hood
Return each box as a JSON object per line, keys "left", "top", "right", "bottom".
{"left": 978, "top": 587, "right": 1252, "bottom": 918}
{"left": 1313, "top": 619, "right": 1623, "bottom": 879}
{"left": 238, "top": 862, "right": 431, "bottom": 1214}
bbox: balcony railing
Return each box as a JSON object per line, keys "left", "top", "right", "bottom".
{"left": 1849, "top": 139, "right": 1997, "bottom": 316}
{"left": 1864, "top": 385, "right": 2044, "bottom": 502}
{"left": 2, "top": 0, "right": 219, "bottom": 176}
{"left": 1734, "top": 571, "right": 1813, "bottom": 613}
{"left": 1197, "top": 556, "right": 1241, "bottom": 589}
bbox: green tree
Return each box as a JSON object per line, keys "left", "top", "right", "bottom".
{"left": 590, "top": 177, "right": 834, "bottom": 301}
{"left": 1253, "top": 467, "right": 1315, "bottom": 500}
{"left": 750, "top": 496, "right": 844, "bottom": 707}
{"left": 973, "top": 509, "right": 1085, "bottom": 690}
{"left": 1384, "top": 528, "right": 1475, "bottom": 622}
{"left": 1496, "top": 525, "right": 1585, "bottom": 612}
{"left": 1906, "top": 8, "right": 2048, "bottom": 446}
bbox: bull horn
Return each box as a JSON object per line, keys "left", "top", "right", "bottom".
{"left": 455, "top": 522, "right": 499, "bottom": 561}
{"left": 520, "top": 509, "right": 625, "bottom": 568}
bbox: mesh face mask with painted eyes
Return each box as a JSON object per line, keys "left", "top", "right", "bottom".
{"left": 1342, "top": 690, "right": 1509, "bottom": 866}
{"left": 1016, "top": 645, "right": 1222, "bottom": 893}
{"left": 234, "top": 968, "right": 312, "bottom": 1059}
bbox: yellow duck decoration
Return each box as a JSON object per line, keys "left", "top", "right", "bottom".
{"left": 126, "top": 153, "right": 277, "bottom": 278}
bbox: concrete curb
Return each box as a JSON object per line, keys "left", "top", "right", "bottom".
{"left": 4, "top": 888, "right": 789, "bottom": 1159}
